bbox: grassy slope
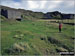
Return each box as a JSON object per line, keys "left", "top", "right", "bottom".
{"left": 1, "top": 20, "right": 74, "bottom": 55}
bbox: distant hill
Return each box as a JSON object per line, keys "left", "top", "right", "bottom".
{"left": 44, "top": 11, "right": 74, "bottom": 19}
{"left": 0, "top": 5, "right": 75, "bottom": 20}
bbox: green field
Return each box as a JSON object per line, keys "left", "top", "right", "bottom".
{"left": 1, "top": 19, "right": 74, "bottom": 55}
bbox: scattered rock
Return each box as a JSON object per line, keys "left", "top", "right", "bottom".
{"left": 20, "top": 34, "right": 24, "bottom": 37}
{"left": 14, "top": 35, "right": 19, "bottom": 38}
{"left": 13, "top": 34, "right": 24, "bottom": 40}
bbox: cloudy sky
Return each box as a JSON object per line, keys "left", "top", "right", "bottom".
{"left": 1, "top": 0, "right": 75, "bottom": 13}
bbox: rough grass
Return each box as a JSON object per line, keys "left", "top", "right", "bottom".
{"left": 1, "top": 19, "right": 74, "bottom": 55}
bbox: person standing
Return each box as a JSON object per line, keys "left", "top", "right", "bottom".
{"left": 59, "top": 22, "right": 62, "bottom": 33}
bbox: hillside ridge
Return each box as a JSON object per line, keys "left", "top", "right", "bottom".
{"left": 0, "top": 5, "right": 74, "bottom": 20}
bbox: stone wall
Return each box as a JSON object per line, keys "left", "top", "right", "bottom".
{"left": 7, "top": 9, "right": 22, "bottom": 19}
{"left": 0, "top": 5, "right": 22, "bottom": 19}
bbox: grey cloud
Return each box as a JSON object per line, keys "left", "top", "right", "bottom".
{"left": 0, "top": 0, "right": 75, "bottom": 13}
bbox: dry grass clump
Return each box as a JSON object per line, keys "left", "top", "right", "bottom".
{"left": 5, "top": 42, "right": 30, "bottom": 54}
{"left": 56, "top": 47, "right": 68, "bottom": 52}
{"left": 13, "top": 42, "right": 30, "bottom": 52}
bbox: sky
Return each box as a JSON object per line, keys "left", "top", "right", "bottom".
{"left": 1, "top": 0, "right": 75, "bottom": 13}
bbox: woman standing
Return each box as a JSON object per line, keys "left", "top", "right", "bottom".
{"left": 59, "top": 22, "right": 62, "bottom": 33}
